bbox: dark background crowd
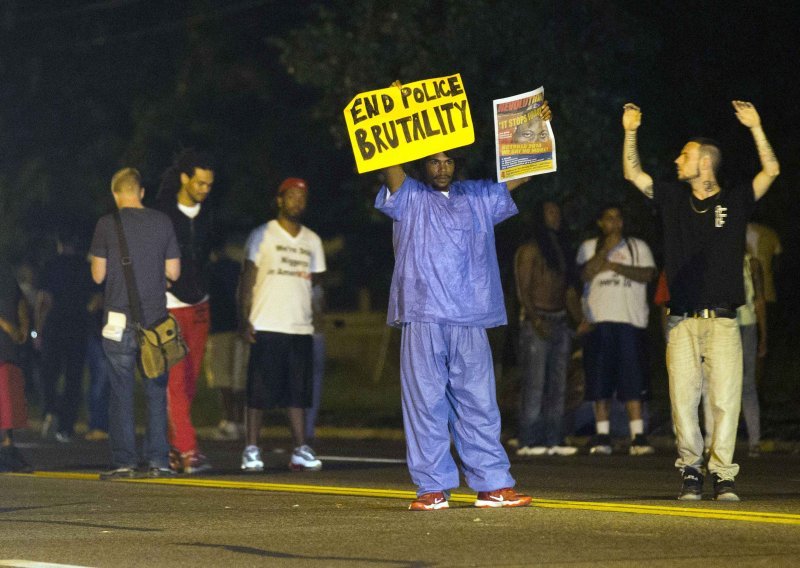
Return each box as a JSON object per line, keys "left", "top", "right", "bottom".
{"left": 1, "top": 2, "right": 799, "bottom": 439}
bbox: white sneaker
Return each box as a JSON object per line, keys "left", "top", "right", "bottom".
{"left": 548, "top": 445, "right": 578, "bottom": 456}
{"left": 241, "top": 445, "right": 264, "bottom": 471}
{"left": 516, "top": 446, "right": 548, "bottom": 456}
{"left": 289, "top": 445, "right": 322, "bottom": 471}
{"left": 213, "top": 420, "right": 241, "bottom": 441}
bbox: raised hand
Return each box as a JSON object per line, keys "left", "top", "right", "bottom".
{"left": 622, "top": 103, "right": 642, "bottom": 131}
{"left": 732, "top": 100, "right": 761, "bottom": 128}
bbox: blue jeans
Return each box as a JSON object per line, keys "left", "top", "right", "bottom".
{"left": 102, "top": 329, "right": 169, "bottom": 469}
{"left": 87, "top": 333, "right": 110, "bottom": 432}
{"left": 517, "top": 315, "right": 570, "bottom": 447}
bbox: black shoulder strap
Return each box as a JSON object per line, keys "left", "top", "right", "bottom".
{"left": 112, "top": 210, "right": 144, "bottom": 326}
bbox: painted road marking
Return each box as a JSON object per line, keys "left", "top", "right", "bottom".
{"left": 14, "top": 471, "right": 800, "bottom": 526}
{"left": 0, "top": 561, "right": 93, "bottom": 568}
{"left": 317, "top": 455, "right": 406, "bottom": 464}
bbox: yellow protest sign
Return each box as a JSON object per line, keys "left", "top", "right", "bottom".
{"left": 343, "top": 74, "right": 474, "bottom": 173}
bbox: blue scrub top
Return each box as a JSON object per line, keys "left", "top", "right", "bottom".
{"left": 375, "top": 176, "right": 518, "bottom": 328}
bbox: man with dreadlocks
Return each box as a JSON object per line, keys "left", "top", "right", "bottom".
{"left": 514, "top": 201, "right": 582, "bottom": 458}
{"left": 577, "top": 204, "right": 656, "bottom": 456}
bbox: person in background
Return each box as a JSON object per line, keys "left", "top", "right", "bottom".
{"left": 156, "top": 149, "right": 216, "bottom": 474}
{"left": 577, "top": 204, "right": 656, "bottom": 456}
{"left": 204, "top": 236, "right": 248, "bottom": 441}
{"left": 0, "top": 258, "right": 33, "bottom": 472}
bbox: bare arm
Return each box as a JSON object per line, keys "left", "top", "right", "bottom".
{"left": 91, "top": 255, "right": 107, "bottom": 284}
{"left": 609, "top": 263, "right": 655, "bottom": 283}
{"left": 165, "top": 258, "right": 181, "bottom": 282}
{"left": 732, "top": 101, "right": 780, "bottom": 201}
{"left": 238, "top": 260, "right": 257, "bottom": 343}
{"left": 0, "top": 298, "right": 30, "bottom": 345}
{"left": 384, "top": 165, "right": 407, "bottom": 194}
{"left": 514, "top": 244, "right": 539, "bottom": 322}
{"left": 580, "top": 239, "right": 612, "bottom": 283}
{"left": 622, "top": 103, "right": 654, "bottom": 198}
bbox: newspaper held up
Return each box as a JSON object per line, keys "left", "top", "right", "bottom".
{"left": 493, "top": 86, "right": 556, "bottom": 183}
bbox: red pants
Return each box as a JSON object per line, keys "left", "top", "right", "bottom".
{"left": 167, "top": 302, "right": 210, "bottom": 453}
{"left": 0, "top": 362, "right": 28, "bottom": 430}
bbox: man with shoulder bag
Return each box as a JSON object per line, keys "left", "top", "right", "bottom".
{"left": 90, "top": 168, "right": 181, "bottom": 479}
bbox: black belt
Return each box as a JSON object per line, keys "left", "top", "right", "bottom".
{"left": 667, "top": 307, "right": 737, "bottom": 319}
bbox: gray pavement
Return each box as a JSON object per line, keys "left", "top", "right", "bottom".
{"left": 2, "top": 430, "right": 800, "bottom": 567}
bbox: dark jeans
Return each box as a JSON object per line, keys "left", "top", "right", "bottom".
{"left": 40, "top": 320, "right": 87, "bottom": 435}
{"left": 102, "top": 329, "right": 169, "bottom": 469}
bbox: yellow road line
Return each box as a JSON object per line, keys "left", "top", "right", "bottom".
{"left": 13, "top": 471, "right": 800, "bottom": 526}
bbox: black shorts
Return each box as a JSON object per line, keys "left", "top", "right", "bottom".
{"left": 583, "top": 322, "right": 649, "bottom": 401}
{"left": 247, "top": 331, "right": 313, "bottom": 409}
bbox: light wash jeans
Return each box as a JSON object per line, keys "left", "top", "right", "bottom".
{"left": 517, "top": 314, "right": 570, "bottom": 448}
{"left": 703, "top": 323, "right": 760, "bottom": 448}
{"left": 103, "top": 329, "right": 169, "bottom": 469}
{"left": 667, "top": 316, "right": 742, "bottom": 480}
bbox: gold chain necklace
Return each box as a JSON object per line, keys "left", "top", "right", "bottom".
{"left": 689, "top": 192, "right": 718, "bottom": 214}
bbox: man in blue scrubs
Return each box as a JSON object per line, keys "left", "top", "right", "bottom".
{"left": 375, "top": 102, "right": 550, "bottom": 510}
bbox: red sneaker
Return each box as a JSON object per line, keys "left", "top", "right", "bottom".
{"left": 409, "top": 492, "right": 449, "bottom": 511}
{"left": 474, "top": 488, "right": 532, "bottom": 508}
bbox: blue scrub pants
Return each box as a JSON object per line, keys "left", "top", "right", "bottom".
{"left": 400, "top": 322, "right": 514, "bottom": 496}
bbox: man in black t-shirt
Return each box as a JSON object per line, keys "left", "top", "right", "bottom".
{"left": 90, "top": 168, "right": 181, "bottom": 479}
{"left": 622, "top": 101, "right": 779, "bottom": 502}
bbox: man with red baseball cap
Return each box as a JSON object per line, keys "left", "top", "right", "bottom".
{"left": 238, "top": 177, "right": 326, "bottom": 472}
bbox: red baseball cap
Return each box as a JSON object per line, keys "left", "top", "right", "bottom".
{"left": 278, "top": 177, "right": 308, "bottom": 195}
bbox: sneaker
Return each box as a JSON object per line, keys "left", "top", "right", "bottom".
{"left": 409, "top": 492, "right": 449, "bottom": 511}
{"left": 629, "top": 434, "right": 655, "bottom": 456}
{"left": 516, "top": 445, "right": 548, "bottom": 457}
{"left": 182, "top": 450, "right": 212, "bottom": 474}
{"left": 54, "top": 431, "right": 73, "bottom": 444}
{"left": 241, "top": 445, "right": 264, "bottom": 472}
{"left": 100, "top": 467, "right": 138, "bottom": 480}
{"left": 85, "top": 429, "right": 109, "bottom": 442}
{"left": 289, "top": 445, "right": 322, "bottom": 471}
{"left": 678, "top": 467, "right": 704, "bottom": 500}
{"left": 212, "top": 420, "right": 241, "bottom": 441}
{"left": 147, "top": 467, "right": 177, "bottom": 478}
{"left": 475, "top": 488, "right": 532, "bottom": 508}
{"left": 712, "top": 474, "right": 740, "bottom": 501}
{"left": 589, "top": 434, "right": 613, "bottom": 455}
{"left": 548, "top": 445, "right": 578, "bottom": 456}
{"left": 169, "top": 448, "right": 183, "bottom": 473}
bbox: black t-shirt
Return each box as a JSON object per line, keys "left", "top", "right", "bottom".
{"left": 90, "top": 207, "right": 180, "bottom": 328}
{"left": 0, "top": 263, "right": 23, "bottom": 363}
{"left": 39, "top": 253, "right": 94, "bottom": 328}
{"left": 653, "top": 181, "right": 754, "bottom": 310}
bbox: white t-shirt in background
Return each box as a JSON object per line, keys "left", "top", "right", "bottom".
{"left": 245, "top": 219, "right": 326, "bottom": 335}
{"left": 576, "top": 237, "right": 654, "bottom": 329}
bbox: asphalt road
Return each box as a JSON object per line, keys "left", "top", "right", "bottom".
{"left": 2, "top": 431, "right": 800, "bottom": 567}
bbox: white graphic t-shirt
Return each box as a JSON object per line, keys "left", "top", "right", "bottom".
{"left": 576, "top": 237, "right": 654, "bottom": 329}
{"left": 245, "top": 220, "right": 326, "bottom": 335}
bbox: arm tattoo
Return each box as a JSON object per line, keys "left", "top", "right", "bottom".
{"left": 754, "top": 134, "right": 778, "bottom": 164}
{"left": 624, "top": 132, "right": 641, "bottom": 169}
